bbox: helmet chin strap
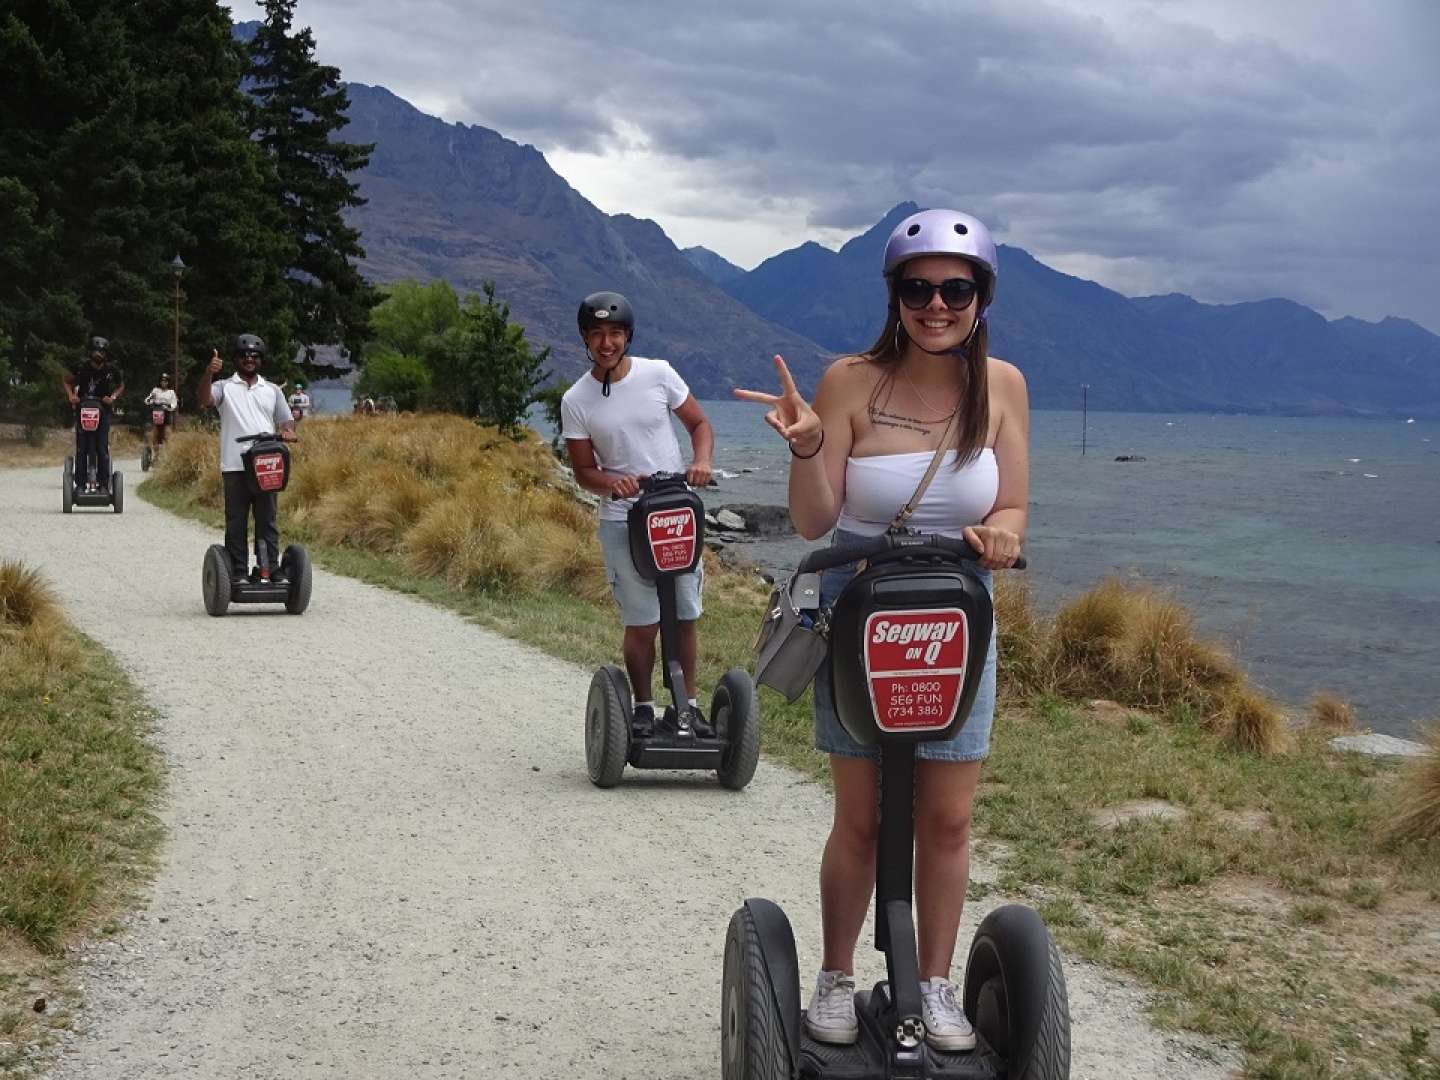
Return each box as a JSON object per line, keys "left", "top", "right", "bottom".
{"left": 585, "top": 341, "right": 629, "bottom": 398}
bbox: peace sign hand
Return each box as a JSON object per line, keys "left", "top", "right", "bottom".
{"left": 733, "top": 355, "right": 823, "bottom": 457}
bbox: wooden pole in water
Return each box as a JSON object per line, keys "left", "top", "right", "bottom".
{"left": 1082, "top": 383, "right": 1089, "bottom": 456}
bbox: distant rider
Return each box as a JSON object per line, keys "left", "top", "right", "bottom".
{"left": 197, "top": 335, "right": 296, "bottom": 583}
{"left": 61, "top": 336, "right": 125, "bottom": 494}
{"left": 288, "top": 382, "right": 311, "bottom": 421}
{"left": 144, "top": 372, "right": 178, "bottom": 449}
{"left": 560, "top": 291, "right": 716, "bottom": 737}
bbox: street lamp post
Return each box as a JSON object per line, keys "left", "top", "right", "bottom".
{"left": 171, "top": 254, "right": 185, "bottom": 422}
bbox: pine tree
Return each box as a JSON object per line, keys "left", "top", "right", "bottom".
{"left": 126, "top": 0, "right": 297, "bottom": 376}
{"left": 246, "top": 0, "right": 376, "bottom": 372}
{"left": 0, "top": 0, "right": 163, "bottom": 385}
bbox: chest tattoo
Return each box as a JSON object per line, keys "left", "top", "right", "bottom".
{"left": 869, "top": 408, "right": 941, "bottom": 436}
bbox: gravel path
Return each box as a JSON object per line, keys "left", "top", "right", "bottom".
{"left": 1, "top": 461, "right": 1238, "bottom": 1079}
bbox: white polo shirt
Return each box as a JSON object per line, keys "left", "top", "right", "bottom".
{"left": 211, "top": 373, "right": 293, "bottom": 473}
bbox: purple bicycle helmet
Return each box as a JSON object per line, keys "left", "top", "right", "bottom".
{"left": 882, "top": 208, "right": 998, "bottom": 312}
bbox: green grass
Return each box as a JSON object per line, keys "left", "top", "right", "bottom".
{"left": 0, "top": 561, "right": 163, "bottom": 1070}
{"left": 137, "top": 421, "right": 1440, "bottom": 1079}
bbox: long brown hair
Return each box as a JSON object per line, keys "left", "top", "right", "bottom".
{"left": 860, "top": 275, "right": 990, "bottom": 466}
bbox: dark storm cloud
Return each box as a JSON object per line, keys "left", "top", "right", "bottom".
{"left": 284, "top": 0, "right": 1439, "bottom": 329}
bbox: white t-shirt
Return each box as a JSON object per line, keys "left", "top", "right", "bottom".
{"left": 211, "top": 374, "right": 293, "bottom": 473}
{"left": 560, "top": 356, "right": 691, "bottom": 522}
{"left": 289, "top": 391, "right": 311, "bottom": 412}
{"left": 145, "top": 388, "right": 178, "bottom": 409}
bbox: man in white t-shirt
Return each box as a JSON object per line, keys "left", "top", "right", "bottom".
{"left": 560, "top": 291, "right": 715, "bottom": 738}
{"left": 197, "top": 334, "right": 296, "bottom": 582}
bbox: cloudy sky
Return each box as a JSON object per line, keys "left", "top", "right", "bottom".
{"left": 246, "top": 0, "right": 1440, "bottom": 332}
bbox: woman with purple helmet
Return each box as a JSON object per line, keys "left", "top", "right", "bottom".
{"left": 735, "top": 208, "right": 1030, "bottom": 1052}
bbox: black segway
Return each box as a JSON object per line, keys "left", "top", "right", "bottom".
{"left": 722, "top": 533, "right": 1070, "bottom": 1080}
{"left": 201, "top": 432, "right": 312, "bottom": 617}
{"left": 62, "top": 397, "right": 122, "bottom": 513}
{"left": 585, "top": 472, "right": 760, "bottom": 790}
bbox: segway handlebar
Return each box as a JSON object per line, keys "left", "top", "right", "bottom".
{"left": 234, "top": 432, "right": 292, "bottom": 444}
{"left": 797, "top": 531, "right": 1027, "bottom": 574}
{"left": 606, "top": 470, "right": 688, "bottom": 500}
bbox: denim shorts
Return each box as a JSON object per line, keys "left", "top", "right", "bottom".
{"left": 813, "top": 529, "right": 997, "bottom": 762}
{"left": 598, "top": 519, "right": 704, "bottom": 626}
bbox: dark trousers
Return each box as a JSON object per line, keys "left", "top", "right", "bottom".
{"left": 222, "top": 471, "right": 279, "bottom": 574}
{"left": 75, "top": 409, "right": 111, "bottom": 485}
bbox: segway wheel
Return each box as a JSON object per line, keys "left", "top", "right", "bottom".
{"left": 62, "top": 457, "right": 74, "bottom": 514}
{"left": 283, "top": 544, "right": 312, "bottom": 615}
{"left": 202, "top": 544, "right": 232, "bottom": 617}
{"left": 713, "top": 668, "right": 760, "bottom": 791}
{"left": 722, "top": 903, "right": 794, "bottom": 1080}
{"left": 141, "top": 445, "right": 152, "bottom": 472}
{"left": 111, "top": 471, "right": 123, "bottom": 513}
{"left": 585, "top": 665, "right": 631, "bottom": 788}
{"left": 964, "top": 904, "right": 1071, "bottom": 1080}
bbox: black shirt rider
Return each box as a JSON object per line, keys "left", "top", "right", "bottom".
{"left": 69, "top": 362, "right": 124, "bottom": 402}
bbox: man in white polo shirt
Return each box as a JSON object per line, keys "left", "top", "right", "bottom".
{"left": 561, "top": 291, "right": 715, "bottom": 738}
{"left": 198, "top": 334, "right": 296, "bottom": 582}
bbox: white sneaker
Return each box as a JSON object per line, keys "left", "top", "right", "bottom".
{"left": 920, "top": 977, "right": 977, "bottom": 1052}
{"left": 804, "top": 969, "right": 859, "bottom": 1045}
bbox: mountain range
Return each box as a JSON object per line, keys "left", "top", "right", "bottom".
{"left": 324, "top": 68, "right": 1440, "bottom": 415}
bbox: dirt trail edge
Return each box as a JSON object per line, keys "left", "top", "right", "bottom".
{"left": 1, "top": 462, "right": 1237, "bottom": 1079}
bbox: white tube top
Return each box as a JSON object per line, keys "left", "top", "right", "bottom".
{"left": 835, "top": 449, "right": 998, "bottom": 538}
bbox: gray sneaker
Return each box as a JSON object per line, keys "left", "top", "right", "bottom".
{"left": 804, "top": 969, "right": 858, "bottom": 1045}
{"left": 919, "top": 977, "right": 977, "bottom": 1051}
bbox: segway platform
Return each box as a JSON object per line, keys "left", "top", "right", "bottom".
{"left": 800, "top": 999, "right": 1002, "bottom": 1078}
{"left": 584, "top": 474, "right": 760, "bottom": 790}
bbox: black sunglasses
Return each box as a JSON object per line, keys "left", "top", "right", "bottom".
{"left": 896, "top": 277, "right": 979, "bottom": 311}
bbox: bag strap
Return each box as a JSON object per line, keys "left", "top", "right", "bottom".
{"left": 888, "top": 410, "right": 957, "bottom": 530}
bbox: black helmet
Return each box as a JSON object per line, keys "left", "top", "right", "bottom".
{"left": 89, "top": 335, "right": 109, "bottom": 354}
{"left": 159, "top": 372, "right": 171, "bottom": 382}
{"left": 233, "top": 333, "right": 266, "bottom": 358}
{"left": 577, "top": 292, "right": 635, "bottom": 342}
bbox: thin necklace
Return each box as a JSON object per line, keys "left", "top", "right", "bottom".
{"left": 901, "top": 366, "right": 960, "bottom": 421}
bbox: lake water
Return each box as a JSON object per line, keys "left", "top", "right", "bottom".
{"left": 546, "top": 401, "right": 1438, "bottom": 738}
{"left": 305, "top": 385, "right": 354, "bottom": 416}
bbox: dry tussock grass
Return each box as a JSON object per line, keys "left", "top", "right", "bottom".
{"left": 992, "top": 574, "right": 1055, "bottom": 699}
{"left": 0, "top": 559, "right": 57, "bottom": 630}
{"left": 1010, "top": 575, "right": 1288, "bottom": 754}
{"left": 148, "top": 415, "right": 617, "bottom": 602}
{"left": 151, "top": 431, "right": 222, "bottom": 508}
{"left": 0, "top": 561, "right": 72, "bottom": 692}
{"left": 1309, "top": 691, "right": 1356, "bottom": 731}
{"left": 1214, "top": 686, "right": 1292, "bottom": 755}
{"left": 1383, "top": 724, "right": 1440, "bottom": 842}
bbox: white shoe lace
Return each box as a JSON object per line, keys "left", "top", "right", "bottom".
{"left": 812, "top": 974, "right": 856, "bottom": 1025}
{"left": 922, "top": 979, "right": 971, "bottom": 1032}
